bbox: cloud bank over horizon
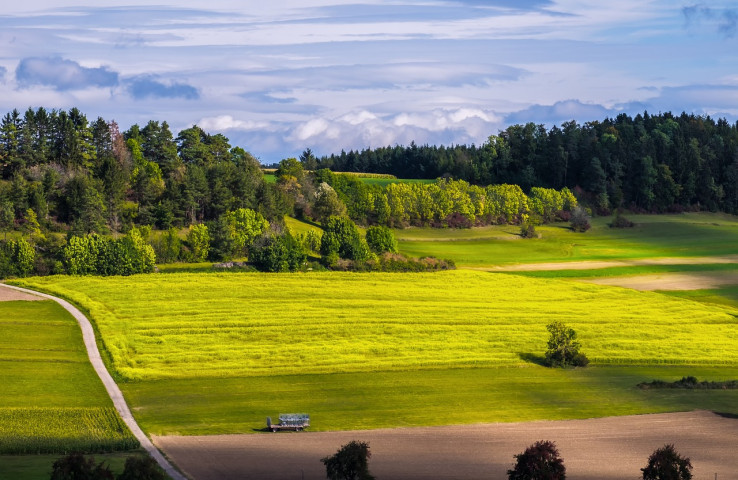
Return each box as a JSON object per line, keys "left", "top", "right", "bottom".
{"left": 1, "top": 1, "right": 737, "bottom": 162}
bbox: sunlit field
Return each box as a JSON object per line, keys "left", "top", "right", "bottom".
{"left": 395, "top": 213, "right": 738, "bottom": 267}
{"left": 13, "top": 271, "right": 738, "bottom": 382}
{"left": 0, "top": 301, "right": 137, "bottom": 454}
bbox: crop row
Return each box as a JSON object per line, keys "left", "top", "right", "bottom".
{"left": 13, "top": 271, "right": 738, "bottom": 381}
{"left": 0, "top": 407, "right": 139, "bottom": 454}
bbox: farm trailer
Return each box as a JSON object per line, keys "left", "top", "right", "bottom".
{"left": 266, "top": 414, "right": 310, "bottom": 432}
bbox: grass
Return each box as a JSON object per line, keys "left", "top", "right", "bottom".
{"left": 12, "top": 271, "right": 738, "bottom": 382}
{"left": 395, "top": 213, "right": 738, "bottom": 267}
{"left": 0, "top": 451, "right": 142, "bottom": 480}
{"left": 0, "top": 300, "right": 138, "bottom": 454}
{"left": 123, "top": 366, "right": 738, "bottom": 436}
{"left": 10, "top": 269, "right": 738, "bottom": 436}
{"left": 263, "top": 173, "right": 433, "bottom": 187}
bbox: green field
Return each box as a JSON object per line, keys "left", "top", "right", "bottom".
{"left": 395, "top": 212, "right": 738, "bottom": 267}
{"left": 0, "top": 300, "right": 139, "bottom": 478}
{"left": 10, "top": 268, "right": 738, "bottom": 435}
{"left": 263, "top": 172, "right": 434, "bottom": 187}
{"left": 13, "top": 271, "right": 738, "bottom": 381}
{"left": 0, "top": 452, "right": 137, "bottom": 480}
{"left": 0, "top": 301, "right": 137, "bottom": 454}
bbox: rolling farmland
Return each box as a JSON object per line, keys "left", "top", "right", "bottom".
{"left": 13, "top": 271, "right": 738, "bottom": 381}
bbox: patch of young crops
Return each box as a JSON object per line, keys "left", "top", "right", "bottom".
{"left": 13, "top": 271, "right": 738, "bottom": 381}
{"left": 0, "top": 407, "right": 139, "bottom": 454}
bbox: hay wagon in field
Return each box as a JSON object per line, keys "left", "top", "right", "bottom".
{"left": 266, "top": 414, "right": 310, "bottom": 432}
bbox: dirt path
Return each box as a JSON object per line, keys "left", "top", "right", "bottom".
{"left": 0, "top": 283, "right": 187, "bottom": 480}
{"left": 585, "top": 271, "right": 738, "bottom": 291}
{"left": 481, "top": 254, "right": 738, "bottom": 271}
{"left": 0, "top": 286, "right": 44, "bottom": 301}
{"left": 154, "top": 410, "right": 736, "bottom": 480}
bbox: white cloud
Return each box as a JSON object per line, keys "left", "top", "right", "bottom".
{"left": 198, "top": 115, "right": 270, "bottom": 131}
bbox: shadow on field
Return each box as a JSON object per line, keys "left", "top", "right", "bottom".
{"left": 517, "top": 352, "right": 547, "bottom": 366}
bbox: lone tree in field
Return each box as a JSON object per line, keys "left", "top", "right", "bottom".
{"left": 507, "top": 440, "right": 566, "bottom": 480}
{"left": 544, "top": 321, "right": 588, "bottom": 367}
{"left": 641, "top": 444, "right": 693, "bottom": 480}
{"left": 321, "top": 440, "right": 374, "bottom": 480}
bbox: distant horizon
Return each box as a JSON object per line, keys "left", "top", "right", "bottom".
{"left": 1, "top": 1, "right": 737, "bottom": 163}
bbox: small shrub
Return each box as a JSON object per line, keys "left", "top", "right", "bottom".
{"left": 641, "top": 444, "right": 692, "bottom": 480}
{"left": 321, "top": 440, "right": 374, "bottom": 480}
{"left": 569, "top": 206, "right": 591, "bottom": 232}
{"left": 544, "top": 321, "right": 588, "bottom": 368}
{"left": 365, "top": 226, "right": 398, "bottom": 254}
{"left": 507, "top": 440, "right": 566, "bottom": 480}
{"left": 610, "top": 213, "right": 635, "bottom": 228}
{"left": 118, "top": 455, "right": 166, "bottom": 480}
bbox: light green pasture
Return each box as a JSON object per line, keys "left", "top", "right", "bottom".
{"left": 396, "top": 213, "right": 738, "bottom": 267}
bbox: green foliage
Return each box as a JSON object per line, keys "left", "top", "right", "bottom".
{"left": 21, "top": 208, "right": 43, "bottom": 242}
{"left": 154, "top": 227, "right": 181, "bottom": 263}
{"left": 250, "top": 231, "right": 307, "bottom": 272}
{"left": 569, "top": 206, "right": 591, "bottom": 232}
{"left": 507, "top": 440, "right": 566, "bottom": 480}
{"left": 275, "top": 157, "right": 304, "bottom": 182}
{"left": 117, "top": 455, "right": 166, "bottom": 480}
{"left": 8, "top": 238, "right": 35, "bottom": 277}
{"left": 50, "top": 453, "right": 113, "bottom": 480}
{"left": 313, "top": 182, "right": 347, "bottom": 223}
{"left": 61, "top": 228, "right": 155, "bottom": 276}
{"left": 320, "top": 216, "right": 369, "bottom": 262}
{"left": 223, "top": 208, "right": 269, "bottom": 256}
{"left": 321, "top": 440, "right": 374, "bottom": 480}
{"left": 185, "top": 223, "right": 210, "bottom": 262}
{"left": 364, "top": 226, "right": 398, "bottom": 254}
{"left": 641, "top": 444, "right": 692, "bottom": 480}
{"left": 545, "top": 321, "right": 588, "bottom": 368}
{"left": 610, "top": 213, "right": 635, "bottom": 228}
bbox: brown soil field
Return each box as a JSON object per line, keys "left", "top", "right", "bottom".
{"left": 585, "top": 271, "right": 738, "bottom": 291}
{"left": 485, "top": 254, "right": 738, "bottom": 271}
{"left": 0, "top": 285, "right": 43, "bottom": 301}
{"left": 154, "top": 410, "right": 736, "bottom": 480}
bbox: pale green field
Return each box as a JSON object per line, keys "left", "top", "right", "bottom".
{"left": 12, "top": 271, "right": 738, "bottom": 383}
{"left": 395, "top": 213, "right": 738, "bottom": 267}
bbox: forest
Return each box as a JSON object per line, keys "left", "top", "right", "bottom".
{"left": 312, "top": 111, "right": 738, "bottom": 214}
{"left": 0, "top": 107, "right": 737, "bottom": 276}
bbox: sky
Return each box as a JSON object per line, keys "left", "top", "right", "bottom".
{"left": 1, "top": 1, "right": 737, "bottom": 163}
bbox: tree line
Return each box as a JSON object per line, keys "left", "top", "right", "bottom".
{"left": 1, "top": 106, "right": 735, "bottom": 276}
{"left": 312, "top": 111, "right": 738, "bottom": 214}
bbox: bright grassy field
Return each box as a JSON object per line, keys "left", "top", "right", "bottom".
{"left": 12, "top": 271, "right": 738, "bottom": 382}
{"left": 0, "top": 300, "right": 140, "bottom": 479}
{"left": 396, "top": 212, "right": 738, "bottom": 267}
{"left": 9, "top": 270, "right": 738, "bottom": 436}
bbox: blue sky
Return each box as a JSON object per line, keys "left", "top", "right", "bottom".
{"left": 1, "top": 1, "right": 737, "bottom": 162}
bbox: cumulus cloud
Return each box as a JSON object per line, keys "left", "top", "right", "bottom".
{"left": 15, "top": 56, "right": 118, "bottom": 90}
{"left": 198, "top": 115, "right": 270, "bottom": 131}
{"left": 505, "top": 100, "right": 613, "bottom": 126}
{"left": 0, "top": 66, "right": 6, "bottom": 81}
{"left": 126, "top": 76, "right": 199, "bottom": 100}
{"left": 287, "top": 108, "right": 504, "bottom": 153}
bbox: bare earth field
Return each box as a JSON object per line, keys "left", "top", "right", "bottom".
{"left": 585, "top": 272, "right": 738, "bottom": 291}
{"left": 154, "top": 410, "right": 736, "bottom": 480}
{"left": 485, "top": 254, "right": 738, "bottom": 271}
